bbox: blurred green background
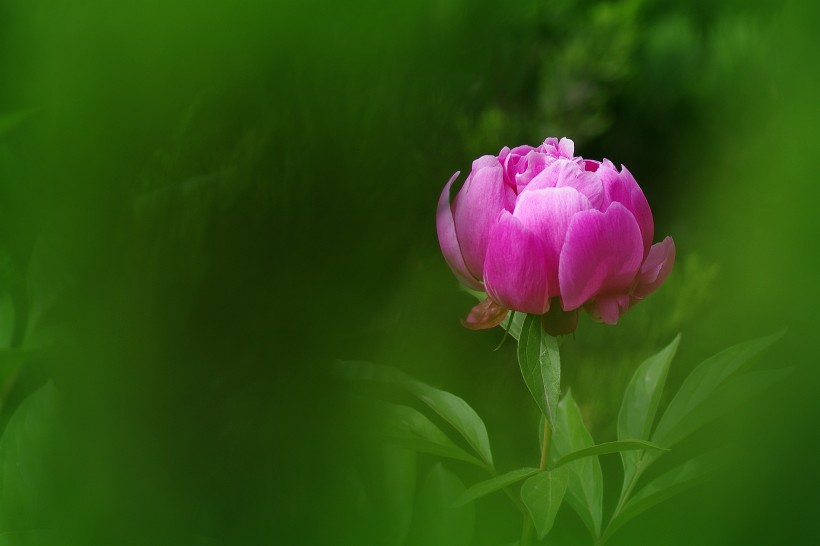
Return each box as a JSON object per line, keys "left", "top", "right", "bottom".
{"left": 0, "top": 0, "right": 818, "bottom": 544}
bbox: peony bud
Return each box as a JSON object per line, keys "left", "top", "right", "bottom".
{"left": 436, "top": 138, "right": 675, "bottom": 334}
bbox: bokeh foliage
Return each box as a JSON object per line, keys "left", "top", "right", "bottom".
{"left": 0, "top": 0, "right": 817, "bottom": 544}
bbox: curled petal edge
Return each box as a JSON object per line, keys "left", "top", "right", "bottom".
{"left": 436, "top": 171, "right": 483, "bottom": 290}
{"left": 461, "top": 297, "right": 509, "bottom": 330}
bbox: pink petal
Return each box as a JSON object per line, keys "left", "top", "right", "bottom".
{"left": 524, "top": 159, "right": 603, "bottom": 208}
{"left": 558, "top": 202, "right": 644, "bottom": 310}
{"left": 437, "top": 171, "right": 483, "bottom": 290}
{"left": 483, "top": 212, "right": 550, "bottom": 315}
{"left": 557, "top": 137, "right": 575, "bottom": 158}
{"left": 453, "top": 156, "right": 512, "bottom": 278}
{"left": 587, "top": 294, "right": 631, "bottom": 324}
{"left": 632, "top": 237, "right": 676, "bottom": 300}
{"left": 598, "top": 162, "right": 654, "bottom": 257}
{"left": 512, "top": 187, "right": 592, "bottom": 298}
{"left": 461, "top": 297, "right": 509, "bottom": 330}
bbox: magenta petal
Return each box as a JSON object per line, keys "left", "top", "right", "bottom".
{"left": 513, "top": 187, "right": 592, "bottom": 298}
{"left": 633, "top": 237, "right": 676, "bottom": 300}
{"left": 453, "top": 156, "right": 511, "bottom": 278}
{"left": 587, "top": 294, "right": 631, "bottom": 324}
{"left": 483, "top": 212, "right": 550, "bottom": 314}
{"left": 436, "top": 171, "right": 483, "bottom": 290}
{"left": 558, "top": 202, "right": 644, "bottom": 310}
{"left": 598, "top": 163, "right": 654, "bottom": 256}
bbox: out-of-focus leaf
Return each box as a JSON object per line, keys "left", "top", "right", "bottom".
{"left": 405, "top": 463, "right": 475, "bottom": 546}
{"left": 0, "top": 291, "right": 15, "bottom": 350}
{"left": 0, "top": 529, "right": 61, "bottom": 546}
{"left": 336, "top": 361, "right": 493, "bottom": 468}
{"left": 0, "top": 109, "right": 36, "bottom": 137}
{"left": 652, "top": 332, "right": 783, "bottom": 447}
{"left": 550, "top": 391, "right": 602, "bottom": 538}
{"left": 521, "top": 468, "right": 568, "bottom": 539}
{"left": 517, "top": 314, "right": 560, "bottom": 427}
{"left": 552, "top": 440, "right": 667, "bottom": 470}
{"left": 452, "top": 467, "right": 540, "bottom": 507}
{"left": 655, "top": 368, "right": 791, "bottom": 448}
{"left": 375, "top": 403, "right": 485, "bottom": 468}
{"left": 0, "top": 381, "right": 57, "bottom": 534}
{"left": 356, "top": 445, "right": 417, "bottom": 546}
{"left": 603, "top": 451, "right": 724, "bottom": 542}
{"left": 618, "top": 335, "right": 680, "bottom": 495}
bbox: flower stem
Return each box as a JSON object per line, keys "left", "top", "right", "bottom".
{"left": 539, "top": 417, "right": 552, "bottom": 471}
{"left": 522, "top": 417, "right": 552, "bottom": 546}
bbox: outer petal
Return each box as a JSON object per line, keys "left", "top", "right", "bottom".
{"left": 461, "top": 297, "right": 509, "bottom": 330}
{"left": 483, "top": 211, "right": 550, "bottom": 314}
{"left": 512, "top": 187, "right": 592, "bottom": 298}
{"left": 558, "top": 202, "right": 644, "bottom": 310}
{"left": 632, "top": 236, "right": 676, "bottom": 300}
{"left": 598, "top": 162, "right": 654, "bottom": 256}
{"left": 586, "top": 294, "right": 631, "bottom": 324}
{"left": 453, "top": 156, "right": 512, "bottom": 278}
{"left": 436, "top": 171, "right": 483, "bottom": 290}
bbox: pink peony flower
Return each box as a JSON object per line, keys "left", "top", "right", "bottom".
{"left": 436, "top": 137, "right": 674, "bottom": 334}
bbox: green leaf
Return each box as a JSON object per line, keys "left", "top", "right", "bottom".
{"left": 521, "top": 468, "right": 568, "bottom": 539}
{"left": 656, "top": 368, "right": 791, "bottom": 448}
{"left": 603, "top": 451, "right": 724, "bottom": 543}
{"left": 517, "top": 314, "right": 561, "bottom": 427}
{"left": 617, "top": 335, "right": 680, "bottom": 496}
{"left": 505, "top": 311, "right": 526, "bottom": 342}
{"left": 336, "top": 361, "right": 494, "bottom": 468}
{"left": 405, "top": 463, "right": 475, "bottom": 546}
{"left": 0, "top": 381, "right": 57, "bottom": 534}
{"left": 452, "top": 467, "right": 541, "bottom": 507}
{"left": 550, "top": 391, "right": 602, "bottom": 538}
{"left": 375, "top": 402, "right": 485, "bottom": 468}
{"left": 552, "top": 440, "right": 668, "bottom": 470}
{"left": 652, "top": 332, "right": 783, "bottom": 448}
{"left": 374, "top": 446, "right": 417, "bottom": 546}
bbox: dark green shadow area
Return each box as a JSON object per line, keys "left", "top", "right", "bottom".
{"left": 0, "top": 0, "right": 818, "bottom": 545}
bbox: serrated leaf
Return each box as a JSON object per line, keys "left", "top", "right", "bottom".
{"left": 452, "top": 467, "right": 541, "bottom": 507}
{"left": 405, "top": 463, "right": 475, "bottom": 546}
{"left": 375, "top": 403, "right": 485, "bottom": 468}
{"left": 336, "top": 361, "right": 493, "bottom": 468}
{"left": 603, "top": 451, "right": 724, "bottom": 542}
{"left": 517, "top": 314, "right": 560, "bottom": 427}
{"left": 618, "top": 335, "right": 680, "bottom": 497}
{"left": 552, "top": 440, "right": 667, "bottom": 470}
{"left": 521, "top": 468, "right": 568, "bottom": 539}
{"left": 550, "top": 391, "right": 602, "bottom": 538}
{"left": 652, "top": 332, "right": 782, "bottom": 448}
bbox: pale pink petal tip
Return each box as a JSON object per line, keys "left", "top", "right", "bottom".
{"left": 633, "top": 237, "right": 676, "bottom": 300}
{"left": 461, "top": 297, "right": 509, "bottom": 330}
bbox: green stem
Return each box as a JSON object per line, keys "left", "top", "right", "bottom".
{"left": 521, "top": 513, "right": 534, "bottom": 546}
{"left": 522, "top": 417, "right": 552, "bottom": 546}
{"left": 602, "top": 457, "right": 652, "bottom": 544}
